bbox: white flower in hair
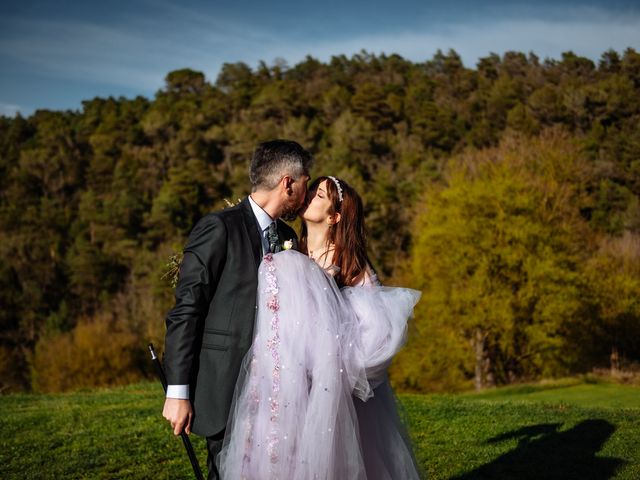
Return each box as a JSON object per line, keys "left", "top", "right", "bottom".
{"left": 327, "top": 176, "right": 343, "bottom": 202}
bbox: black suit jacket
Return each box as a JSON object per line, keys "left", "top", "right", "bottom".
{"left": 163, "top": 197, "right": 297, "bottom": 436}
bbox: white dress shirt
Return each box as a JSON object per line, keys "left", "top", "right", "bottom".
{"left": 248, "top": 194, "right": 276, "bottom": 256}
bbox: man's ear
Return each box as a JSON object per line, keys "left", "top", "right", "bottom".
{"left": 282, "top": 175, "right": 294, "bottom": 195}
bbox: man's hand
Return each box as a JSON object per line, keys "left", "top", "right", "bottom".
{"left": 163, "top": 398, "right": 193, "bottom": 436}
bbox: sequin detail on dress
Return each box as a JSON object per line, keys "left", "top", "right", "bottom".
{"left": 263, "top": 253, "right": 282, "bottom": 471}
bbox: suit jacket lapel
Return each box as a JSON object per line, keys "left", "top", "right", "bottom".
{"left": 240, "top": 197, "right": 263, "bottom": 270}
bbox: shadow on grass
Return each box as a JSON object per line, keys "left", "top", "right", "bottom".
{"left": 452, "top": 419, "right": 624, "bottom": 480}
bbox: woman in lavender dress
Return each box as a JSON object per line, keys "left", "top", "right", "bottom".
{"left": 218, "top": 176, "right": 422, "bottom": 479}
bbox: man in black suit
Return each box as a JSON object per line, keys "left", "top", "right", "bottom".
{"left": 162, "top": 140, "right": 312, "bottom": 479}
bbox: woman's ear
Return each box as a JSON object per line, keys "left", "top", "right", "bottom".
{"left": 328, "top": 213, "right": 342, "bottom": 225}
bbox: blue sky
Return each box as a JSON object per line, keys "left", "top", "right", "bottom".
{"left": 1, "top": 0, "right": 639, "bottom": 116}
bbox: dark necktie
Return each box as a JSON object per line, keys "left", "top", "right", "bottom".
{"left": 267, "top": 222, "right": 279, "bottom": 253}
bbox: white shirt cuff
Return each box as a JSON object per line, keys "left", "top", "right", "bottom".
{"left": 166, "top": 384, "right": 189, "bottom": 399}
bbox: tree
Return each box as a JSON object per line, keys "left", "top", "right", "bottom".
{"left": 392, "top": 131, "right": 593, "bottom": 391}
{"left": 583, "top": 233, "right": 640, "bottom": 372}
{"left": 164, "top": 69, "right": 208, "bottom": 96}
{"left": 2, "top": 49, "right": 640, "bottom": 392}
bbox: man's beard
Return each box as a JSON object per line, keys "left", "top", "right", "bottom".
{"left": 280, "top": 206, "right": 300, "bottom": 222}
{"left": 280, "top": 200, "right": 303, "bottom": 222}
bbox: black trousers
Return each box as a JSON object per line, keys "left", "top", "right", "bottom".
{"left": 206, "top": 429, "right": 225, "bottom": 480}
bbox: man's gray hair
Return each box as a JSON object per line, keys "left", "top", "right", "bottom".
{"left": 250, "top": 140, "right": 313, "bottom": 191}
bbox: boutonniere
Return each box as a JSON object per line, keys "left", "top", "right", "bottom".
{"left": 283, "top": 239, "right": 295, "bottom": 251}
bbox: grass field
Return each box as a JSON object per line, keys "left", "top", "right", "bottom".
{"left": 1, "top": 378, "right": 638, "bottom": 479}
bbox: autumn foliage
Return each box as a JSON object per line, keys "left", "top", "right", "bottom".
{"left": 1, "top": 48, "right": 639, "bottom": 392}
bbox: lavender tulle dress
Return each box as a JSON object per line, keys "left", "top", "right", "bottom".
{"left": 218, "top": 250, "right": 421, "bottom": 479}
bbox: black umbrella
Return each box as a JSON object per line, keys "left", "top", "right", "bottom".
{"left": 148, "top": 343, "right": 205, "bottom": 480}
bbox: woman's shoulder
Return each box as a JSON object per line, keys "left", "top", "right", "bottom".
{"left": 348, "top": 264, "right": 380, "bottom": 287}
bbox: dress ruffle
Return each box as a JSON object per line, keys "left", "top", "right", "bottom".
{"left": 218, "top": 250, "right": 421, "bottom": 479}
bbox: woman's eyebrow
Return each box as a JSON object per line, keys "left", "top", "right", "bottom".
{"left": 318, "top": 187, "right": 326, "bottom": 194}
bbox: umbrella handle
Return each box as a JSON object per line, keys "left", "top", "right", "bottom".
{"left": 148, "top": 343, "right": 205, "bottom": 480}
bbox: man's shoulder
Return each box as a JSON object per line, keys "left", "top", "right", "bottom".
{"left": 186, "top": 202, "right": 246, "bottom": 240}
{"left": 201, "top": 200, "right": 248, "bottom": 224}
{"left": 185, "top": 203, "right": 246, "bottom": 249}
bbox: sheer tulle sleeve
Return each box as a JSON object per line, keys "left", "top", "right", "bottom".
{"left": 342, "top": 278, "right": 421, "bottom": 392}
{"left": 344, "top": 272, "right": 423, "bottom": 479}
{"left": 359, "top": 265, "right": 379, "bottom": 286}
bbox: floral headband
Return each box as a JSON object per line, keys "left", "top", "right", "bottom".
{"left": 327, "top": 176, "right": 343, "bottom": 202}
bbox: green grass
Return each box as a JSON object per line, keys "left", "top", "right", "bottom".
{"left": 405, "top": 378, "right": 640, "bottom": 479}
{"left": 460, "top": 377, "right": 640, "bottom": 409}
{"left": 1, "top": 379, "right": 638, "bottom": 479}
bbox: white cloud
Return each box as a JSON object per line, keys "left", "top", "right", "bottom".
{"left": 2, "top": 19, "right": 183, "bottom": 90}
{"left": 276, "top": 12, "right": 640, "bottom": 67}
{"left": 1, "top": 4, "right": 638, "bottom": 99}
{"left": 0, "top": 103, "right": 22, "bottom": 117}
{"left": 0, "top": 1, "right": 293, "bottom": 92}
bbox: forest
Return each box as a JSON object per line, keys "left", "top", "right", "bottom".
{"left": 1, "top": 48, "right": 639, "bottom": 393}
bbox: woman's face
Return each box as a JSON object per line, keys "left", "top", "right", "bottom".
{"left": 301, "top": 179, "right": 334, "bottom": 224}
